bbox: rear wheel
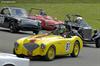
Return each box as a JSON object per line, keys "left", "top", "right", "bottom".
{"left": 95, "top": 38, "right": 100, "bottom": 48}
{"left": 44, "top": 46, "right": 56, "bottom": 61}
{"left": 71, "top": 41, "right": 80, "bottom": 57}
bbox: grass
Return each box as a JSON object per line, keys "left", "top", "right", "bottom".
{"left": 0, "top": 3, "right": 100, "bottom": 29}
{"left": 1, "top": 0, "right": 100, "bottom": 3}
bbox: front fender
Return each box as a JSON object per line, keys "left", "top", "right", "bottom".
{"left": 40, "top": 43, "right": 55, "bottom": 56}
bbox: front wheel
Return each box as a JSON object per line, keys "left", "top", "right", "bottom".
{"left": 95, "top": 38, "right": 100, "bottom": 48}
{"left": 71, "top": 41, "right": 80, "bottom": 57}
{"left": 33, "top": 30, "right": 39, "bottom": 34}
{"left": 44, "top": 46, "right": 56, "bottom": 61}
{"left": 10, "top": 24, "right": 19, "bottom": 33}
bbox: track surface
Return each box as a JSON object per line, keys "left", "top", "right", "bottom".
{"left": 0, "top": 27, "right": 100, "bottom": 66}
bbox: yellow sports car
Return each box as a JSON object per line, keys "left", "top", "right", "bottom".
{"left": 13, "top": 24, "right": 83, "bottom": 61}
{"left": 13, "top": 24, "right": 83, "bottom": 60}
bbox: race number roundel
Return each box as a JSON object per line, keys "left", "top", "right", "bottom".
{"left": 66, "top": 42, "right": 70, "bottom": 52}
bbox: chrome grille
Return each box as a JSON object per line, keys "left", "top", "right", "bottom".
{"left": 24, "top": 43, "right": 39, "bottom": 52}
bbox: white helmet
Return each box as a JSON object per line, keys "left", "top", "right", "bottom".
{"left": 76, "top": 17, "right": 83, "bottom": 20}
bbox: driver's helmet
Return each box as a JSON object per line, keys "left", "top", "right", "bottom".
{"left": 59, "top": 25, "right": 66, "bottom": 34}
{"left": 76, "top": 17, "right": 83, "bottom": 20}
{"left": 39, "top": 9, "right": 47, "bottom": 16}
{"left": 52, "top": 25, "right": 66, "bottom": 35}
{"left": 75, "top": 15, "right": 83, "bottom": 22}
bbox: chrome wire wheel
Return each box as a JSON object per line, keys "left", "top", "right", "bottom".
{"left": 71, "top": 41, "right": 80, "bottom": 57}
{"left": 44, "top": 46, "right": 56, "bottom": 61}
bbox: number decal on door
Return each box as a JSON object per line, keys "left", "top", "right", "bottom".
{"left": 65, "top": 42, "right": 70, "bottom": 52}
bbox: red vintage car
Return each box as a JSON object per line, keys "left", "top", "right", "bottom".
{"left": 29, "top": 8, "right": 64, "bottom": 31}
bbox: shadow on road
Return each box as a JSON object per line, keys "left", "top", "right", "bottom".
{"left": 83, "top": 44, "right": 95, "bottom": 48}
{"left": 29, "top": 55, "right": 77, "bottom": 61}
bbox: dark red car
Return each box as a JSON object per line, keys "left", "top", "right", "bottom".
{"left": 29, "top": 8, "right": 64, "bottom": 31}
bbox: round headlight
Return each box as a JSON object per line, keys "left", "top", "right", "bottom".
{"left": 41, "top": 44, "right": 46, "bottom": 49}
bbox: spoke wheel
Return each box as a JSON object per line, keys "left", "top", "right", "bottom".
{"left": 71, "top": 41, "right": 80, "bottom": 57}
{"left": 44, "top": 46, "right": 55, "bottom": 61}
{"left": 10, "top": 24, "right": 19, "bottom": 33}
{"left": 10, "top": 25, "right": 15, "bottom": 33}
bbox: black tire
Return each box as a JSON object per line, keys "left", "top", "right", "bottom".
{"left": 10, "top": 24, "right": 19, "bottom": 33}
{"left": 33, "top": 30, "right": 39, "bottom": 34}
{"left": 4, "top": 64, "right": 15, "bottom": 66}
{"left": 71, "top": 41, "right": 80, "bottom": 57}
{"left": 44, "top": 46, "right": 56, "bottom": 61}
{"left": 95, "top": 38, "right": 100, "bottom": 48}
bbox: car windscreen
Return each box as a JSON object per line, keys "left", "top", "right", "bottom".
{"left": 11, "top": 8, "right": 28, "bottom": 17}
{"left": 77, "top": 20, "right": 90, "bottom": 27}
{"left": 52, "top": 24, "right": 66, "bottom": 35}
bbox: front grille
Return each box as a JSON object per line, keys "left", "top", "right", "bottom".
{"left": 82, "top": 29, "right": 92, "bottom": 40}
{"left": 24, "top": 43, "right": 39, "bottom": 52}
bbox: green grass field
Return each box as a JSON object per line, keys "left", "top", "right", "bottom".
{"left": 0, "top": 3, "right": 100, "bottom": 29}
{"left": 1, "top": 0, "right": 100, "bottom": 3}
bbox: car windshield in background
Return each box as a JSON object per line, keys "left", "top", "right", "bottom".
{"left": 11, "top": 8, "right": 28, "bottom": 17}
{"left": 55, "top": 24, "right": 65, "bottom": 29}
{"left": 77, "top": 20, "right": 90, "bottom": 27}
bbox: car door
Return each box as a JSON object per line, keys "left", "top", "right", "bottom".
{"left": 56, "top": 38, "right": 72, "bottom": 55}
{"left": 0, "top": 8, "right": 11, "bottom": 27}
{"left": 0, "top": 13, "right": 5, "bottom": 27}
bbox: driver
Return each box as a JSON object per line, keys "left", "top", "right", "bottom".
{"left": 58, "top": 25, "right": 70, "bottom": 38}
{"left": 52, "top": 24, "right": 71, "bottom": 38}
{"left": 39, "top": 9, "right": 47, "bottom": 16}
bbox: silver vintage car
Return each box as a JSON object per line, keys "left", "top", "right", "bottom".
{"left": 0, "top": 52, "right": 29, "bottom": 66}
{"left": 0, "top": 7, "right": 41, "bottom": 34}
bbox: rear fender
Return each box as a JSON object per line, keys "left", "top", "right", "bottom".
{"left": 70, "top": 36, "right": 83, "bottom": 53}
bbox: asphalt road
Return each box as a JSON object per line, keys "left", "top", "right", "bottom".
{"left": 0, "top": 27, "right": 100, "bottom": 66}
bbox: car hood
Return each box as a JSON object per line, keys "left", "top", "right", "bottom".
{"left": 13, "top": 16, "right": 41, "bottom": 26}
{"left": 29, "top": 15, "right": 64, "bottom": 25}
{"left": 0, "top": 53, "right": 29, "bottom": 62}
{"left": 46, "top": 20, "right": 64, "bottom": 25}
{"left": 16, "top": 34, "right": 64, "bottom": 45}
{"left": 0, "top": 53, "right": 16, "bottom": 57}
